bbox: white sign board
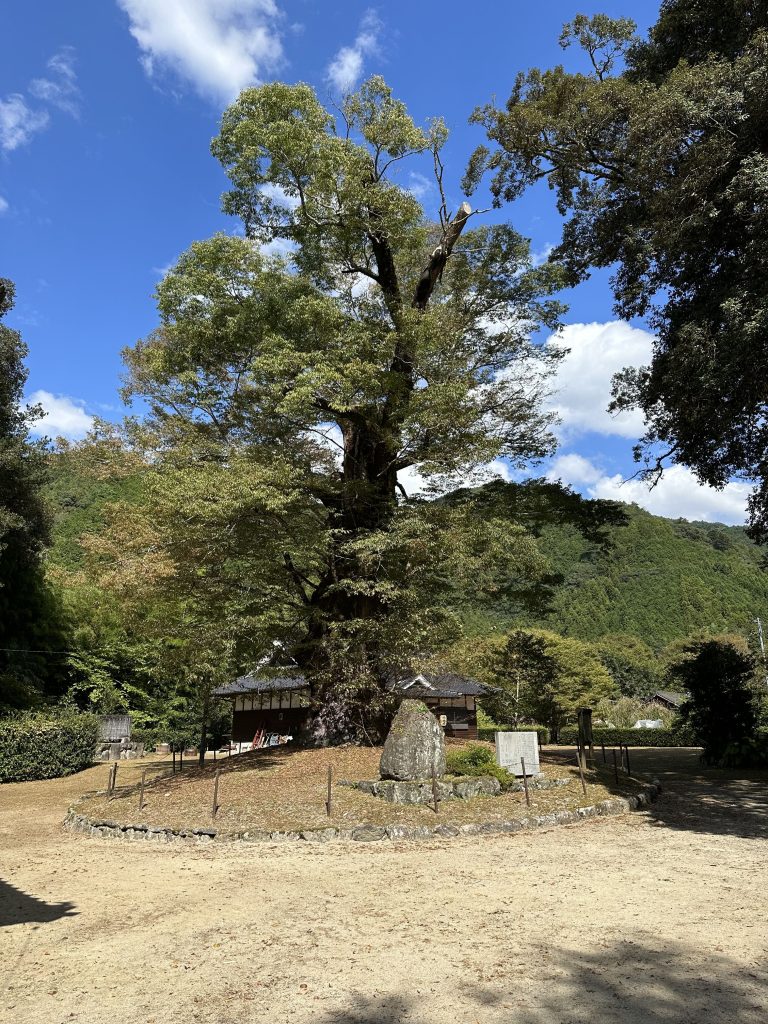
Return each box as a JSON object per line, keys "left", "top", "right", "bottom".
{"left": 495, "top": 731, "right": 540, "bottom": 777}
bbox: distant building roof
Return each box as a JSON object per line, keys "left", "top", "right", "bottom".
{"left": 213, "top": 674, "right": 306, "bottom": 697}
{"left": 388, "top": 672, "right": 489, "bottom": 698}
{"left": 213, "top": 671, "right": 489, "bottom": 699}
{"left": 650, "top": 690, "right": 686, "bottom": 709}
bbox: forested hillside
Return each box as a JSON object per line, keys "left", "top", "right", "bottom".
{"left": 448, "top": 484, "right": 768, "bottom": 651}
{"left": 534, "top": 508, "right": 768, "bottom": 647}
{"left": 45, "top": 460, "right": 768, "bottom": 656}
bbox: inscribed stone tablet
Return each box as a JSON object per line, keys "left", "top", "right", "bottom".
{"left": 495, "top": 731, "right": 540, "bottom": 776}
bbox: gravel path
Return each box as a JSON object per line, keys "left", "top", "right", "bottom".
{"left": 1, "top": 748, "right": 767, "bottom": 1024}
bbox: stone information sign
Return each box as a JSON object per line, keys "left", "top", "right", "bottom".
{"left": 495, "top": 731, "right": 540, "bottom": 777}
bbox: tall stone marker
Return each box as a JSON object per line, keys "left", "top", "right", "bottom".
{"left": 380, "top": 700, "right": 446, "bottom": 781}
{"left": 495, "top": 731, "right": 540, "bottom": 777}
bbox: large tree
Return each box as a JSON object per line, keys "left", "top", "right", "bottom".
{"left": 466, "top": 2, "right": 768, "bottom": 537}
{"left": 0, "top": 279, "right": 67, "bottom": 709}
{"left": 108, "top": 78, "right": 567, "bottom": 742}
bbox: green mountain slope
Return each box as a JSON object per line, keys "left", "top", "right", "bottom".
{"left": 43, "top": 458, "right": 768, "bottom": 655}
{"left": 494, "top": 500, "right": 768, "bottom": 649}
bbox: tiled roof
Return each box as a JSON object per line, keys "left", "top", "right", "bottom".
{"left": 651, "top": 690, "right": 686, "bottom": 707}
{"left": 213, "top": 671, "right": 489, "bottom": 698}
{"left": 213, "top": 674, "right": 307, "bottom": 697}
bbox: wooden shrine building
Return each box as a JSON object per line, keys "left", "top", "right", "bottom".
{"left": 213, "top": 671, "right": 490, "bottom": 747}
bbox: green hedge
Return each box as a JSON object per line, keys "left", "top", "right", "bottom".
{"left": 0, "top": 711, "right": 99, "bottom": 782}
{"left": 478, "top": 725, "right": 549, "bottom": 745}
{"left": 558, "top": 726, "right": 697, "bottom": 747}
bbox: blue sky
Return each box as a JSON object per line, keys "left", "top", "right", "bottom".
{"left": 1, "top": 0, "right": 750, "bottom": 524}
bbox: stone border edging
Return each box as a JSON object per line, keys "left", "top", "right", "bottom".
{"left": 64, "top": 782, "right": 662, "bottom": 846}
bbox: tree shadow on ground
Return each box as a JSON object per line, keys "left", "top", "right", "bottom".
{"left": 628, "top": 747, "right": 768, "bottom": 842}
{"left": 548, "top": 746, "right": 768, "bottom": 841}
{"left": 0, "top": 878, "right": 77, "bottom": 927}
{"left": 314, "top": 940, "right": 766, "bottom": 1023}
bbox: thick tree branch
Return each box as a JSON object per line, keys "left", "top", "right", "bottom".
{"left": 412, "top": 201, "right": 473, "bottom": 310}
{"left": 283, "top": 552, "right": 311, "bottom": 605}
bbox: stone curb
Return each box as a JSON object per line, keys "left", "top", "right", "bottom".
{"left": 64, "top": 782, "right": 662, "bottom": 846}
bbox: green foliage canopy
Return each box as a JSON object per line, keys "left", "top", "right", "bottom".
{"left": 0, "top": 279, "right": 69, "bottom": 710}
{"left": 110, "top": 78, "right": 568, "bottom": 740}
{"left": 671, "top": 634, "right": 760, "bottom": 764}
{"left": 468, "top": 2, "right": 768, "bottom": 538}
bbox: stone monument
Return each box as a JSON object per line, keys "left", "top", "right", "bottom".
{"left": 495, "top": 730, "right": 540, "bottom": 777}
{"left": 380, "top": 699, "right": 446, "bottom": 781}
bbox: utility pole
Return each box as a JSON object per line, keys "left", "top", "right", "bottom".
{"left": 754, "top": 617, "right": 768, "bottom": 688}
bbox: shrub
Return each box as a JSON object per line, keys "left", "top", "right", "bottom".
{"left": 718, "top": 735, "right": 768, "bottom": 769}
{"left": 558, "top": 726, "right": 696, "bottom": 747}
{"left": 0, "top": 710, "right": 99, "bottom": 782}
{"left": 445, "top": 743, "right": 513, "bottom": 787}
{"left": 670, "top": 636, "right": 759, "bottom": 764}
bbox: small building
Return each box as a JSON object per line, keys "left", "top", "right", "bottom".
{"left": 649, "top": 690, "right": 686, "bottom": 711}
{"left": 213, "top": 671, "right": 490, "bottom": 747}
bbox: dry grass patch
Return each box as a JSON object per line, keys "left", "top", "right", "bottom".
{"left": 77, "top": 742, "right": 647, "bottom": 836}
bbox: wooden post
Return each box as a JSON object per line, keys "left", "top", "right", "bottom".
{"left": 211, "top": 769, "right": 220, "bottom": 820}
{"left": 138, "top": 768, "right": 146, "bottom": 811}
{"left": 325, "top": 765, "right": 333, "bottom": 818}
{"left": 431, "top": 764, "right": 439, "bottom": 814}
{"left": 613, "top": 748, "right": 619, "bottom": 784}
{"left": 179, "top": 748, "right": 183, "bottom": 773}
{"left": 601, "top": 740, "right": 606, "bottom": 763}
{"left": 108, "top": 763, "right": 118, "bottom": 799}
{"left": 575, "top": 752, "right": 587, "bottom": 797}
{"left": 521, "top": 756, "right": 530, "bottom": 807}
{"left": 172, "top": 746, "right": 176, "bottom": 774}
{"left": 624, "top": 744, "right": 632, "bottom": 777}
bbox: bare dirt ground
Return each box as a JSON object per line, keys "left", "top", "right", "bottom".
{"left": 2, "top": 747, "right": 767, "bottom": 1024}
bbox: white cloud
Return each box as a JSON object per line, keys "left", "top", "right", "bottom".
{"left": 406, "top": 172, "right": 433, "bottom": 200}
{"left": 547, "top": 453, "right": 749, "bottom": 525}
{"left": 259, "top": 182, "right": 299, "bottom": 210}
{"left": 399, "top": 459, "right": 512, "bottom": 498}
{"left": 29, "top": 48, "right": 80, "bottom": 116}
{"left": 326, "top": 10, "right": 381, "bottom": 93}
{"left": 545, "top": 320, "right": 653, "bottom": 440}
{"left": 0, "top": 48, "right": 79, "bottom": 153}
{"left": 258, "top": 235, "right": 296, "bottom": 259}
{"left": 117, "top": 0, "right": 284, "bottom": 102}
{"left": 531, "top": 244, "right": 554, "bottom": 268}
{"left": 0, "top": 94, "right": 49, "bottom": 152}
{"left": 28, "top": 390, "right": 94, "bottom": 440}
{"left": 0, "top": 196, "right": 8, "bottom": 215}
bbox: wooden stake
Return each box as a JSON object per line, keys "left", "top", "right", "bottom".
{"left": 624, "top": 744, "right": 632, "bottom": 777}
{"left": 109, "top": 762, "right": 118, "bottom": 799}
{"left": 613, "top": 748, "right": 619, "bottom": 784}
{"left": 212, "top": 769, "right": 220, "bottom": 820}
{"left": 575, "top": 752, "right": 587, "bottom": 797}
{"left": 138, "top": 768, "right": 146, "bottom": 811}
{"left": 172, "top": 746, "right": 176, "bottom": 774}
{"left": 521, "top": 756, "right": 530, "bottom": 807}
{"left": 601, "top": 740, "right": 606, "bottom": 763}
{"left": 325, "top": 765, "right": 333, "bottom": 818}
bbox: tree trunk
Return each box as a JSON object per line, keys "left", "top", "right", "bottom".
{"left": 198, "top": 686, "right": 210, "bottom": 767}
{"left": 292, "top": 204, "right": 475, "bottom": 743}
